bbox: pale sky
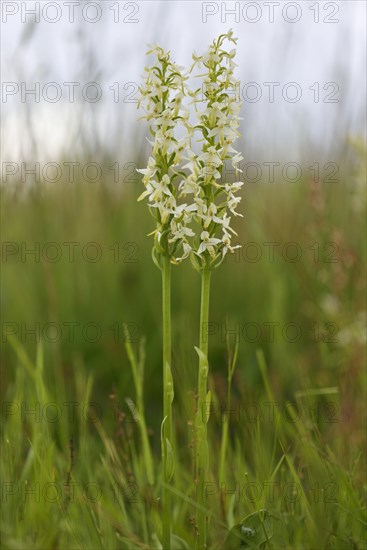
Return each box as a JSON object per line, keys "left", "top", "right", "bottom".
{"left": 1, "top": 1, "right": 366, "bottom": 164}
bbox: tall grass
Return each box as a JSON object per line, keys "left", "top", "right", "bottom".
{"left": 1, "top": 141, "right": 366, "bottom": 547}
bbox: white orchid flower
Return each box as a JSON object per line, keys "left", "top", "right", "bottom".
{"left": 197, "top": 231, "right": 221, "bottom": 258}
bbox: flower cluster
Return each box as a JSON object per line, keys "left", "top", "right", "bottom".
{"left": 138, "top": 31, "right": 244, "bottom": 269}
{"left": 183, "top": 30, "right": 244, "bottom": 269}
{"left": 137, "top": 44, "right": 195, "bottom": 267}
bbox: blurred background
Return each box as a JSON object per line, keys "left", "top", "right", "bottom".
{"left": 1, "top": 0, "right": 366, "bottom": 444}
{"left": 2, "top": 0, "right": 366, "bottom": 162}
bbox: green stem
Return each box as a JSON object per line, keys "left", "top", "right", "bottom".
{"left": 196, "top": 262, "right": 212, "bottom": 550}
{"left": 162, "top": 254, "right": 172, "bottom": 550}
{"left": 219, "top": 339, "right": 238, "bottom": 491}
{"left": 124, "top": 334, "right": 154, "bottom": 486}
{"left": 218, "top": 383, "right": 231, "bottom": 488}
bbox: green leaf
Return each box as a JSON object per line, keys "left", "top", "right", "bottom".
{"left": 152, "top": 247, "right": 162, "bottom": 270}
{"left": 6, "top": 334, "right": 36, "bottom": 380}
{"left": 165, "top": 437, "right": 175, "bottom": 482}
{"left": 204, "top": 390, "right": 211, "bottom": 424}
{"left": 194, "top": 346, "right": 208, "bottom": 368}
{"left": 152, "top": 533, "right": 189, "bottom": 550}
{"left": 170, "top": 534, "right": 190, "bottom": 550}
{"left": 224, "top": 509, "right": 273, "bottom": 549}
{"left": 190, "top": 252, "right": 202, "bottom": 272}
{"left": 154, "top": 232, "right": 167, "bottom": 255}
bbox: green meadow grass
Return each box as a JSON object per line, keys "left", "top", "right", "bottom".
{"left": 1, "top": 145, "right": 366, "bottom": 548}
